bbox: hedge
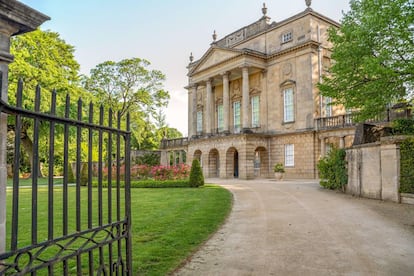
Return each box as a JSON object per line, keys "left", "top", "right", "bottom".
{"left": 92, "top": 179, "right": 191, "bottom": 188}
{"left": 399, "top": 137, "right": 414, "bottom": 193}
{"left": 317, "top": 147, "right": 347, "bottom": 190}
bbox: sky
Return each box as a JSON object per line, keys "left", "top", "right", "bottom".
{"left": 19, "top": 0, "right": 350, "bottom": 136}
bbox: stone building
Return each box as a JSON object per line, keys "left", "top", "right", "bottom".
{"left": 162, "top": 1, "right": 356, "bottom": 179}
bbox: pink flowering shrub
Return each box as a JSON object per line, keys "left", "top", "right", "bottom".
{"left": 103, "top": 163, "right": 191, "bottom": 181}
{"left": 151, "top": 164, "right": 191, "bottom": 180}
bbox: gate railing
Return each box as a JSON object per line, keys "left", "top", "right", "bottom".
{"left": 0, "top": 79, "right": 132, "bottom": 275}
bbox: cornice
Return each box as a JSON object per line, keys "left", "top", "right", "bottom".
{"left": 0, "top": 0, "right": 50, "bottom": 36}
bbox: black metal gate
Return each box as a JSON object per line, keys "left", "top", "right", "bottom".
{"left": 0, "top": 79, "right": 132, "bottom": 275}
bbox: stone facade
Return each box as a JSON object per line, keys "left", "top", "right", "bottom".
{"left": 164, "top": 3, "right": 356, "bottom": 179}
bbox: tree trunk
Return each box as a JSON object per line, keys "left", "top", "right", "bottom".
{"left": 20, "top": 128, "right": 43, "bottom": 178}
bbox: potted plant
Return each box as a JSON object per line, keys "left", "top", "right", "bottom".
{"left": 273, "top": 163, "right": 285, "bottom": 180}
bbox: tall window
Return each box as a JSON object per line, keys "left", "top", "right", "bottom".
{"left": 217, "top": 104, "right": 224, "bottom": 131}
{"left": 196, "top": 110, "right": 203, "bottom": 133}
{"left": 233, "top": 101, "right": 241, "bottom": 133}
{"left": 324, "top": 97, "right": 332, "bottom": 117}
{"left": 251, "top": 96, "right": 260, "bottom": 127}
{"left": 283, "top": 88, "right": 294, "bottom": 122}
{"left": 285, "top": 144, "right": 294, "bottom": 167}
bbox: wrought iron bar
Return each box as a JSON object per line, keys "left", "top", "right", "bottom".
{"left": 32, "top": 84, "right": 41, "bottom": 247}
{"left": 125, "top": 113, "right": 132, "bottom": 275}
{"left": 62, "top": 93, "right": 70, "bottom": 275}
{"left": 98, "top": 105, "right": 103, "bottom": 226}
{"left": 107, "top": 108, "right": 113, "bottom": 273}
{"left": 11, "top": 79, "right": 23, "bottom": 251}
{"left": 48, "top": 89, "right": 56, "bottom": 242}
{"left": 76, "top": 98, "right": 82, "bottom": 276}
{"left": 88, "top": 101, "right": 94, "bottom": 275}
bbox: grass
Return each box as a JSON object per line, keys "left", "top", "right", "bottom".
{"left": 6, "top": 177, "right": 64, "bottom": 187}
{"left": 5, "top": 185, "right": 232, "bottom": 275}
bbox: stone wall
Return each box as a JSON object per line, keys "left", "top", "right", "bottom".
{"left": 346, "top": 139, "right": 400, "bottom": 202}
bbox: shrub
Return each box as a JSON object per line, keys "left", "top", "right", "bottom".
{"left": 80, "top": 163, "right": 88, "bottom": 186}
{"left": 399, "top": 137, "right": 414, "bottom": 193}
{"left": 391, "top": 118, "right": 414, "bottom": 135}
{"left": 189, "top": 159, "right": 204, "bottom": 187}
{"left": 135, "top": 152, "right": 160, "bottom": 166}
{"left": 92, "top": 179, "right": 190, "bottom": 188}
{"left": 273, "top": 163, "right": 285, "bottom": 173}
{"left": 67, "top": 164, "right": 75, "bottom": 183}
{"left": 317, "top": 148, "right": 347, "bottom": 190}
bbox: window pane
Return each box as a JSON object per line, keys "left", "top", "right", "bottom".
{"left": 197, "top": 111, "right": 203, "bottom": 133}
{"left": 217, "top": 104, "right": 224, "bottom": 131}
{"left": 251, "top": 96, "right": 260, "bottom": 127}
{"left": 285, "top": 144, "right": 294, "bottom": 167}
{"left": 284, "top": 88, "right": 294, "bottom": 122}
{"left": 233, "top": 101, "right": 241, "bottom": 132}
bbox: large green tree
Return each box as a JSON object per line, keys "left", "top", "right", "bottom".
{"left": 9, "top": 29, "right": 88, "bottom": 176}
{"left": 85, "top": 58, "right": 171, "bottom": 149}
{"left": 319, "top": 0, "right": 414, "bottom": 121}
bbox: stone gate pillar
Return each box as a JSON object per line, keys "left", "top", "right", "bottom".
{"left": 0, "top": 0, "right": 49, "bottom": 254}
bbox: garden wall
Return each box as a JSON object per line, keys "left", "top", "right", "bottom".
{"left": 346, "top": 137, "right": 402, "bottom": 203}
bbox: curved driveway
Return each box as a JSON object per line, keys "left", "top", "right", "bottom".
{"left": 174, "top": 179, "right": 414, "bottom": 276}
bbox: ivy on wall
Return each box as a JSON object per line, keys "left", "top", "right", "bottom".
{"left": 400, "top": 137, "right": 414, "bottom": 194}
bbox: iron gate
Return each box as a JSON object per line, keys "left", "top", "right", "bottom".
{"left": 0, "top": 79, "right": 132, "bottom": 275}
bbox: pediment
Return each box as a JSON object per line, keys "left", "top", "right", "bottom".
{"left": 191, "top": 47, "right": 242, "bottom": 75}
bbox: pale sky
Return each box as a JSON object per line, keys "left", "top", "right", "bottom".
{"left": 19, "top": 0, "right": 350, "bottom": 136}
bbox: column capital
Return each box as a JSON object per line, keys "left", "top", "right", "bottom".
{"left": 188, "top": 83, "right": 198, "bottom": 89}
{"left": 204, "top": 77, "right": 214, "bottom": 84}
{"left": 221, "top": 71, "right": 231, "bottom": 78}
{"left": 240, "top": 64, "right": 250, "bottom": 70}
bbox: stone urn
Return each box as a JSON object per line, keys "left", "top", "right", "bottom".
{"left": 274, "top": 172, "right": 284, "bottom": 181}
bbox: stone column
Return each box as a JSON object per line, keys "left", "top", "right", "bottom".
{"left": 160, "top": 150, "right": 169, "bottom": 166}
{"left": 241, "top": 66, "right": 250, "bottom": 130}
{"left": 187, "top": 89, "right": 193, "bottom": 138}
{"left": 205, "top": 79, "right": 213, "bottom": 135}
{"left": 191, "top": 84, "right": 198, "bottom": 137}
{"left": 222, "top": 72, "right": 230, "bottom": 133}
{"left": 178, "top": 151, "right": 183, "bottom": 164}
{"left": 339, "top": 136, "right": 345, "bottom": 149}
{"left": 0, "top": 0, "right": 50, "bottom": 255}
{"left": 172, "top": 151, "right": 177, "bottom": 166}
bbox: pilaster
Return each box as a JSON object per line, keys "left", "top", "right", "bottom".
{"left": 241, "top": 66, "right": 250, "bottom": 131}
{"left": 222, "top": 72, "right": 230, "bottom": 133}
{"left": 205, "top": 79, "right": 213, "bottom": 135}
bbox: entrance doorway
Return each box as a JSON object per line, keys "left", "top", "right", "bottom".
{"left": 234, "top": 150, "right": 239, "bottom": 178}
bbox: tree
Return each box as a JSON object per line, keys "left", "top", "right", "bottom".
{"left": 189, "top": 159, "right": 204, "bottom": 187}
{"left": 85, "top": 58, "right": 170, "bottom": 150}
{"left": 8, "top": 29, "right": 88, "bottom": 176}
{"left": 319, "top": 0, "right": 414, "bottom": 121}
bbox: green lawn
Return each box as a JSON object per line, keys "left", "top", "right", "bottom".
{"left": 6, "top": 177, "right": 64, "bottom": 187}
{"left": 5, "top": 185, "right": 232, "bottom": 275}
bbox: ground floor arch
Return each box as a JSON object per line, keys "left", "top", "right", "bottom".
{"left": 254, "top": 146, "right": 269, "bottom": 178}
{"left": 208, "top": 148, "right": 220, "bottom": 178}
{"left": 226, "top": 147, "right": 239, "bottom": 178}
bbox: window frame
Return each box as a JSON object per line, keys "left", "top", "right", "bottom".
{"left": 284, "top": 144, "right": 294, "bottom": 167}
{"left": 217, "top": 104, "right": 224, "bottom": 132}
{"left": 233, "top": 101, "right": 241, "bottom": 133}
{"left": 251, "top": 95, "right": 260, "bottom": 128}
{"left": 283, "top": 87, "right": 294, "bottom": 123}
{"left": 281, "top": 31, "right": 293, "bottom": 43}
{"left": 196, "top": 110, "right": 203, "bottom": 133}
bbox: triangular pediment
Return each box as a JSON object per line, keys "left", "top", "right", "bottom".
{"left": 190, "top": 47, "right": 243, "bottom": 75}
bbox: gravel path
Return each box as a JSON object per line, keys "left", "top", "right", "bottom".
{"left": 173, "top": 179, "right": 414, "bottom": 276}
